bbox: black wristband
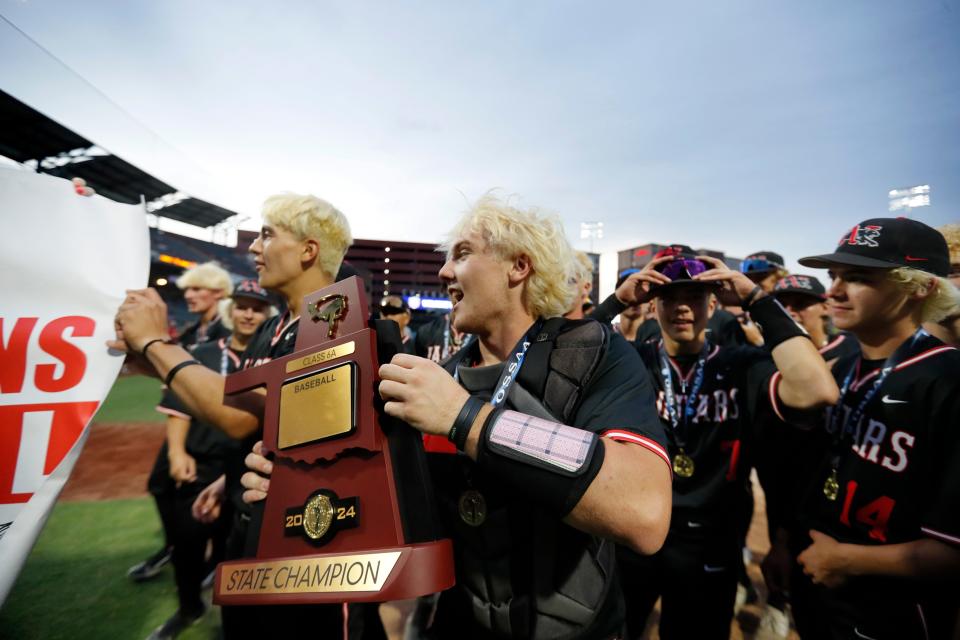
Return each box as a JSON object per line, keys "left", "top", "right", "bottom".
{"left": 164, "top": 359, "right": 200, "bottom": 388}
{"left": 741, "top": 285, "right": 764, "bottom": 309}
{"left": 141, "top": 337, "right": 174, "bottom": 358}
{"left": 448, "top": 395, "right": 484, "bottom": 451}
{"left": 748, "top": 296, "right": 807, "bottom": 350}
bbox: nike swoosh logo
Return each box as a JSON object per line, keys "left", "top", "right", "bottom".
{"left": 881, "top": 395, "right": 908, "bottom": 404}
{"left": 703, "top": 565, "right": 727, "bottom": 573}
{"left": 905, "top": 255, "right": 928, "bottom": 262}
{"left": 687, "top": 521, "right": 703, "bottom": 528}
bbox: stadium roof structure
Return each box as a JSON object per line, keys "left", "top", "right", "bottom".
{"left": 0, "top": 89, "right": 236, "bottom": 227}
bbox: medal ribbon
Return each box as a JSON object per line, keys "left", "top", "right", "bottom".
{"left": 454, "top": 320, "right": 543, "bottom": 408}
{"left": 657, "top": 339, "right": 710, "bottom": 451}
{"left": 825, "top": 327, "right": 928, "bottom": 482}
{"left": 829, "top": 327, "right": 928, "bottom": 444}
{"left": 218, "top": 337, "right": 242, "bottom": 375}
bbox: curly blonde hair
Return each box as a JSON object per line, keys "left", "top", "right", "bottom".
{"left": 888, "top": 267, "right": 960, "bottom": 323}
{"left": 261, "top": 193, "right": 352, "bottom": 278}
{"left": 441, "top": 193, "right": 577, "bottom": 319}
{"left": 177, "top": 262, "right": 233, "bottom": 294}
{"left": 938, "top": 224, "right": 960, "bottom": 265}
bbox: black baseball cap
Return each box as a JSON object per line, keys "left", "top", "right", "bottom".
{"left": 741, "top": 251, "right": 785, "bottom": 275}
{"left": 772, "top": 275, "right": 827, "bottom": 301}
{"left": 231, "top": 279, "right": 272, "bottom": 304}
{"left": 799, "top": 218, "right": 950, "bottom": 277}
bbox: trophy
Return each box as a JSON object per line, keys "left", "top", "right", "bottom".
{"left": 213, "top": 276, "right": 454, "bottom": 605}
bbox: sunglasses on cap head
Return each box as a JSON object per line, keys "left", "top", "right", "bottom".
{"left": 657, "top": 257, "right": 708, "bottom": 281}
{"left": 740, "top": 258, "right": 782, "bottom": 274}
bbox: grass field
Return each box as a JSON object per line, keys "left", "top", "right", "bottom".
{"left": 0, "top": 498, "right": 221, "bottom": 640}
{"left": 1, "top": 374, "right": 219, "bottom": 639}
{"left": 93, "top": 375, "right": 166, "bottom": 424}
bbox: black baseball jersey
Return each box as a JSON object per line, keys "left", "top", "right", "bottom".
{"left": 414, "top": 314, "right": 467, "bottom": 363}
{"left": 801, "top": 333, "right": 960, "bottom": 549}
{"left": 635, "top": 341, "right": 786, "bottom": 528}
{"left": 707, "top": 308, "right": 750, "bottom": 347}
{"left": 634, "top": 318, "right": 661, "bottom": 344}
{"left": 790, "top": 332, "right": 960, "bottom": 639}
{"left": 159, "top": 338, "right": 244, "bottom": 459}
{"left": 820, "top": 331, "right": 860, "bottom": 364}
{"left": 754, "top": 331, "right": 862, "bottom": 535}
{"left": 155, "top": 314, "right": 232, "bottom": 430}
{"left": 224, "top": 312, "right": 300, "bottom": 512}
{"left": 177, "top": 314, "right": 230, "bottom": 351}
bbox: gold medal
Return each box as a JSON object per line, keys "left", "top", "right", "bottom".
{"left": 823, "top": 468, "right": 839, "bottom": 501}
{"left": 458, "top": 489, "right": 487, "bottom": 527}
{"left": 302, "top": 494, "right": 335, "bottom": 539}
{"left": 672, "top": 451, "right": 695, "bottom": 478}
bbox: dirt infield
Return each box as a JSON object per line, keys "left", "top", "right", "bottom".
{"left": 60, "top": 421, "right": 164, "bottom": 502}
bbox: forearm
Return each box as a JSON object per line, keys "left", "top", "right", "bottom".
{"left": 165, "top": 416, "right": 191, "bottom": 455}
{"left": 745, "top": 294, "right": 838, "bottom": 409}
{"left": 464, "top": 407, "right": 671, "bottom": 555}
{"left": 146, "top": 343, "right": 261, "bottom": 438}
{"left": 839, "top": 538, "right": 960, "bottom": 580}
{"left": 563, "top": 440, "right": 671, "bottom": 554}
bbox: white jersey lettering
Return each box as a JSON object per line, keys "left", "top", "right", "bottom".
{"left": 881, "top": 431, "right": 915, "bottom": 473}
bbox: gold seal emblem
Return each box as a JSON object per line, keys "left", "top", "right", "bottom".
{"left": 823, "top": 468, "right": 839, "bottom": 501}
{"left": 458, "top": 489, "right": 487, "bottom": 527}
{"left": 672, "top": 451, "right": 695, "bottom": 478}
{"left": 303, "top": 494, "right": 335, "bottom": 539}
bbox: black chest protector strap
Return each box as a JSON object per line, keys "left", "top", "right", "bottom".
{"left": 517, "top": 317, "right": 608, "bottom": 424}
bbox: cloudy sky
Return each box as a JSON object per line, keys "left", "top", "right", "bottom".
{"left": 2, "top": 0, "right": 958, "bottom": 283}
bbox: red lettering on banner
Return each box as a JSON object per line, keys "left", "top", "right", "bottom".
{"left": 35, "top": 316, "right": 95, "bottom": 392}
{"left": 0, "top": 316, "right": 95, "bottom": 394}
{"left": 0, "top": 317, "right": 38, "bottom": 394}
{"left": 0, "top": 402, "right": 99, "bottom": 504}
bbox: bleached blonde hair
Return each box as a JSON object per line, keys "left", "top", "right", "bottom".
{"left": 938, "top": 224, "right": 960, "bottom": 265}
{"left": 262, "top": 193, "right": 352, "bottom": 278}
{"left": 177, "top": 262, "right": 233, "bottom": 294}
{"left": 441, "top": 193, "right": 577, "bottom": 319}
{"left": 574, "top": 251, "right": 595, "bottom": 280}
{"left": 888, "top": 267, "right": 960, "bottom": 323}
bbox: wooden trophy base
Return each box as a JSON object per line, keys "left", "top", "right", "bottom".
{"left": 213, "top": 539, "right": 455, "bottom": 605}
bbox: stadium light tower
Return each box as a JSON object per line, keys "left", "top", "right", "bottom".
{"left": 888, "top": 184, "right": 930, "bottom": 217}
{"left": 580, "top": 221, "right": 604, "bottom": 253}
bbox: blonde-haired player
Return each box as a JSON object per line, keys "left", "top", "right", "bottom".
{"left": 114, "top": 192, "right": 353, "bottom": 637}
{"left": 790, "top": 217, "right": 960, "bottom": 639}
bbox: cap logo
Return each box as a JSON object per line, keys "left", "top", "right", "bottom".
{"left": 842, "top": 224, "right": 882, "bottom": 248}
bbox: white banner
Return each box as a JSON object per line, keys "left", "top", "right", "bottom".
{"left": 0, "top": 166, "right": 149, "bottom": 605}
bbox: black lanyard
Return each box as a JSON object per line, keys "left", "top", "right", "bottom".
{"left": 657, "top": 340, "right": 710, "bottom": 450}
{"left": 454, "top": 320, "right": 543, "bottom": 408}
